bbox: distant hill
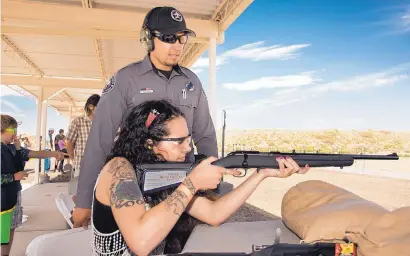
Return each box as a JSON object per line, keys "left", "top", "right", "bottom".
{"left": 217, "top": 129, "right": 410, "bottom": 157}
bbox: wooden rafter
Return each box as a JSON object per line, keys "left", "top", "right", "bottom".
{"left": 1, "top": 35, "right": 44, "bottom": 77}
{"left": 81, "top": 0, "right": 107, "bottom": 83}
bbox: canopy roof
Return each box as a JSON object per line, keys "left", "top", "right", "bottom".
{"left": 1, "top": 0, "right": 253, "bottom": 117}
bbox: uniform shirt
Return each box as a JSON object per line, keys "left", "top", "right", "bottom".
{"left": 76, "top": 54, "right": 218, "bottom": 208}
{"left": 66, "top": 115, "right": 92, "bottom": 173}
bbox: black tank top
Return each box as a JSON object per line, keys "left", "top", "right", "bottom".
{"left": 92, "top": 193, "right": 118, "bottom": 233}
{"left": 91, "top": 168, "right": 206, "bottom": 255}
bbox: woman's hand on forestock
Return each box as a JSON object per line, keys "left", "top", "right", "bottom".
{"left": 259, "top": 156, "right": 310, "bottom": 178}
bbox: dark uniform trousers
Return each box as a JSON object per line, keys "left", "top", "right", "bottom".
{"left": 75, "top": 54, "right": 218, "bottom": 208}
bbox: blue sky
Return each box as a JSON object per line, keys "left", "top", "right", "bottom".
{"left": 1, "top": 0, "right": 410, "bottom": 135}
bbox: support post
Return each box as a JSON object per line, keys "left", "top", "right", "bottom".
{"left": 208, "top": 37, "right": 217, "bottom": 125}
{"left": 34, "top": 87, "right": 43, "bottom": 184}
{"left": 41, "top": 100, "right": 48, "bottom": 173}
{"left": 69, "top": 105, "right": 73, "bottom": 123}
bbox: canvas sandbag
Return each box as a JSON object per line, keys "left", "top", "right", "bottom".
{"left": 281, "top": 180, "right": 387, "bottom": 243}
{"left": 345, "top": 206, "right": 410, "bottom": 256}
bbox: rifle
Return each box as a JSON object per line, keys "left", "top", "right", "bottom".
{"left": 139, "top": 151, "right": 399, "bottom": 195}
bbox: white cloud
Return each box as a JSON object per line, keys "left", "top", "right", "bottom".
{"left": 400, "top": 9, "right": 410, "bottom": 33}
{"left": 1, "top": 99, "right": 26, "bottom": 117}
{"left": 190, "top": 41, "right": 310, "bottom": 69}
{"left": 223, "top": 63, "right": 410, "bottom": 111}
{"left": 0, "top": 86, "right": 24, "bottom": 97}
{"left": 191, "top": 56, "right": 228, "bottom": 68}
{"left": 222, "top": 72, "right": 319, "bottom": 91}
{"left": 190, "top": 68, "right": 204, "bottom": 74}
{"left": 310, "top": 68, "right": 409, "bottom": 94}
{"left": 223, "top": 41, "right": 311, "bottom": 61}
{"left": 1, "top": 112, "right": 26, "bottom": 117}
{"left": 375, "top": 5, "right": 410, "bottom": 35}
{"left": 1, "top": 100, "right": 22, "bottom": 113}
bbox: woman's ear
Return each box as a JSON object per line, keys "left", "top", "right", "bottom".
{"left": 145, "top": 139, "right": 154, "bottom": 150}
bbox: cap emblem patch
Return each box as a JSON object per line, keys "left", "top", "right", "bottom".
{"left": 171, "top": 10, "right": 183, "bottom": 22}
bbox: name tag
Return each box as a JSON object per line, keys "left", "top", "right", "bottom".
{"left": 140, "top": 88, "right": 154, "bottom": 94}
{"left": 142, "top": 171, "right": 187, "bottom": 194}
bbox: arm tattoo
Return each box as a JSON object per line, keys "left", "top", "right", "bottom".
{"left": 182, "top": 177, "right": 196, "bottom": 195}
{"left": 165, "top": 190, "right": 188, "bottom": 216}
{"left": 108, "top": 158, "right": 145, "bottom": 209}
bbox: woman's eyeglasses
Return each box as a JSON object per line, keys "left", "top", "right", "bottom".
{"left": 153, "top": 31, "right": 188, "bottom": 44}
{"left": 156, "top": 134, "right": 192, "bottom": 145}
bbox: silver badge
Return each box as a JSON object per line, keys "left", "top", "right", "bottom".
{"left": 171, "top": 10, "right": 183, "bottom": 22}
{"left": 102, "top": 76, "right": 115, "bottom": 94}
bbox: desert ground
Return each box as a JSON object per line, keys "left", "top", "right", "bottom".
{"left": 224, "top": 158, "right": 410, "bottom": 221}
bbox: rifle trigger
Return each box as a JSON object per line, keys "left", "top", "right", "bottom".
{"left": 242, "top": 153, "right": 249, "bottom": 169}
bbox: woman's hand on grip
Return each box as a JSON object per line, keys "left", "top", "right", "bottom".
{"left": 187, "top": 157, "right": 240, "bottom": 192}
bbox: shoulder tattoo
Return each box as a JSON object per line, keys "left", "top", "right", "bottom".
{"left": 108, "top": 158, "right": 145, "bottom": 209}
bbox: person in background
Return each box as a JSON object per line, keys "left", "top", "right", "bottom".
{"left": 54, "top": 129, "right": 64, "bottom": 170}
{"left": 1, "top": 114, "right": 66, "bottom": 256}
{"left": 57, "top": 135, "right": 68, "bottom": 172}
{"left": 22, "top": 137, "right": 31, "bottom": 149}
{"left": 66, "top": 94, "right": 100, "bottom": 199}
{"left": 48, "top": 128, "right": 54, "bottom": 150}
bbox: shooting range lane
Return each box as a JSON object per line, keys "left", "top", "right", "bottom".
{"left": 223, "top": 168, "right": 410, "bottom": 218}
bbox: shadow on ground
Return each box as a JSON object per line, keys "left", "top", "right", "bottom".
{"left": 227, "top": 203, "right": 280, "bottom": 222}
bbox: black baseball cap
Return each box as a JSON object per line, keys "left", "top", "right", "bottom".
{"left": 145, "top": 7, "right": 196, "bottom": 37}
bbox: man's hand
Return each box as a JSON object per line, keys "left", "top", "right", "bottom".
{"left": 53, "top": 151, "right": 66, "bottom": 161}
{"left": 14, "top": 171, "right": 29, "bottom": 181}
{"left": 72, "top": 207, "right": 91, "bottom": 229}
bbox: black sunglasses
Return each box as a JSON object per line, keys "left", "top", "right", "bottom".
{"left": 153, "top": 31, "right": 188, "bottom": 44}
{"left": 156, "top": 134, "right": 191, "bottom": 144}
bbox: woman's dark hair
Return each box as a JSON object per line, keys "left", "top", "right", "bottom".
{"left": 106, "top": 99, "right": 184, "bottom": 168}
{"left": 84, "top": 94, "right": 100, "bottom": 115}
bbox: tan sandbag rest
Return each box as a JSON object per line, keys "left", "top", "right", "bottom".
{"left": 281, "top": 180, "right": 388, "bottom": 243}
{"left": 346, "top": 207, "right": 410, "bottom": 256}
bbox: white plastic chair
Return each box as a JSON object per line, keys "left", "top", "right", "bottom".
{"left": 54, "top": 192, "right": 75, "bottom": 228}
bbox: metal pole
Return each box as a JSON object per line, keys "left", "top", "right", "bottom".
{"left": 41, "top": 101, "right": 48, "bottom": 174}
{"left": 221, "top": 110, "right": 226, "bottom": 157}
{"left": 209, "top": 37, "right": 217, "bottom": 124}
{"left": 34, "top": 88, "right": 43, "bottom": 184}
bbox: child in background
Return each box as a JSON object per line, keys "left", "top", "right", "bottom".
{"left": 58, "top": 135, "right": 67, "bottom": 172}
{"left": 1, "top": 114, "right": 66, "bottom": 256}
{"left": 1, "top": 116, "right": 27, "bottom": 253}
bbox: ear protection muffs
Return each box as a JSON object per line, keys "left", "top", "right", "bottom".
{"left": 140, "top": 7, "right": 161, "bottom": 52}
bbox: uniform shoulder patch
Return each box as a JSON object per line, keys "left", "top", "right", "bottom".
{"left": 102, "top": 76, "right": 115, "bottom": 94}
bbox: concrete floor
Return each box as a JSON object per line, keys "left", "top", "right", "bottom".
{"left": 10, "top": 183, "right": 69, "bottom": 256}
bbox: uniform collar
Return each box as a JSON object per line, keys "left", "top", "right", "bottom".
{"left": 139, "top": 54, "right": 189, "bottom": 78}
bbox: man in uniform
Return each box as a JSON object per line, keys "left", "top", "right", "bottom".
{"left": 73, "top": 6, "right": 218, "bottom": 228}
